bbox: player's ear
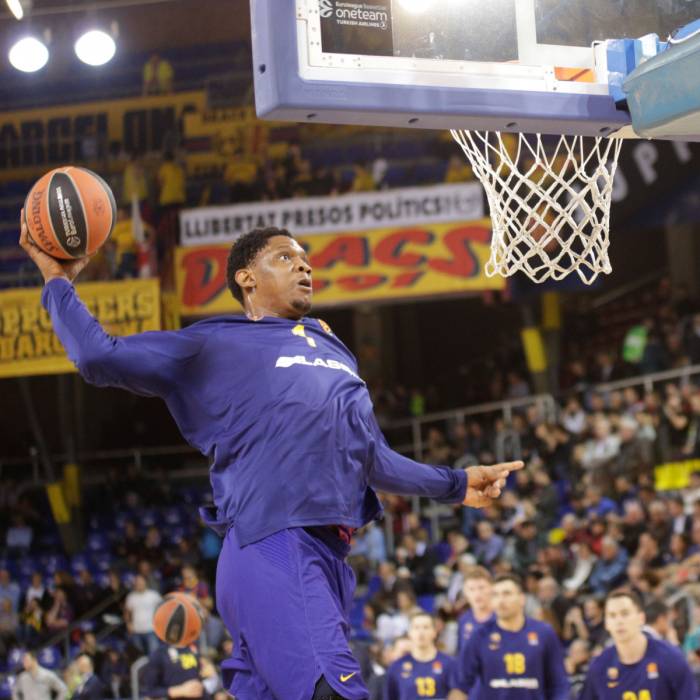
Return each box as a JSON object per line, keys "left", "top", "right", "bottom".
{"left": 235, "top": 268, "right": 255, "bottom": 294}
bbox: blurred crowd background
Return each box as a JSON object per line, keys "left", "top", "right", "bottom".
{"left": 1, "top": 1, "right": 700, "bottom": 698}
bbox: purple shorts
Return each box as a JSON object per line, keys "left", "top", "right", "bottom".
{"left": 216, "top": 526, "right": 368, "bottom": 700}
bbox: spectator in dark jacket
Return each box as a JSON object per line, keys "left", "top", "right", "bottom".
{"left": 73, "top": 655, "right": 106, "bottom": 700}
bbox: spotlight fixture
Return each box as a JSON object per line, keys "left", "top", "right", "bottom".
{"left": 74, "top": 29, "right": 116, "bottom": 66}
{"left": 9, "top": 36, "right": 49, "bottom": 72}
{"left": 5, "top": 0, "right": 23, "bottom": 20}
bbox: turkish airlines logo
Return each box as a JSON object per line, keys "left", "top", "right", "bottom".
{"left": 319, "top": 0, "right": 334, "bottom": 18}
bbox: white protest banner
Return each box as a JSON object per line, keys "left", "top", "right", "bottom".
{"left": 179, "top": 181, "right": 483, "bottom": 246}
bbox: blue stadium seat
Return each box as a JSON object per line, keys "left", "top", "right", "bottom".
{"left": 37, "top": 646, "right": 61, "bottom": 670}
{"left": 433, "top": 541, "right": 452, "bottom": 564}
{"left": 141, "top": 509, "right": 160, "bottom": 528}
{"left": 2, "top": 181, "right": 30, "bottom": 198}
{"left": 412, "top": 161, "right": 448, "bottom": 184}
{"left": 0, "top": 677, "right": 14, "bottom": 699}
{"left": 349, "top": 599, "right": 365, "bottom": 627}
{"left": 35, "top": 530, "right": 62, "bottom": 551}
{"left": 417, "top": 595, "right": 436, "bottom": 613}
{"left": 166, "top": 526, "right": 187, "bottom": 545}
{"left": 87, "top": 532, "right": 110, "bottom": 552}
{"left": 102, "top": 636, "right": 127, "bottom": 653}
{"left": 91, "top": 552, "right": 115, "bottom": 572}
{"left": 115, "top": 511, "right": 134, "bottom": 531}
{"left": 16, "top": 557, "right": 39, "bottom": 578}
{"left": 40, "top": 554, "right": 68, "bottom": 575}
{"left": 179, "top": 487, "right": 203, "bottom": 505}
{"left": 6, "top": 648, "right": 24, "bottom": 672}
{"left": 383, "top": 164, "right": 409, "bottom": 188}
{"left": 70, "top": 553, "right": 90, "bottom": 573}
{"left": 163, "top": 507, "right": 185, "bottom": 526}
{"left": 87, "top": 514, "right": 107, "bottom": 532}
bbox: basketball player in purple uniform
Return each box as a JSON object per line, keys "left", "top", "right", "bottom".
{"left": 457, "top": 566, "right": 495, "bottom": 652}
{"left": 21, "top": 221, "right": 523, "bottom": 700}
{"left": 453, "top": 575, "right": 569, "bottom": 700}
{"left": 579, "top": 589, "right": 697, "bottom": 700}
{"left": 385, "top": 613, "right": 458, "bottom": 700}
{"left": 454, "top": 566, "right": 494, "bottom": 700}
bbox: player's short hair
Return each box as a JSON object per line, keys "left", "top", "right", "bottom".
{"left": 409, "top": 611, "right": 435, "bottom": 626}
{"left": 605, "top": 588, "right": 643, "bottom": 611}
{"left": 226, "top": 227, "right": 294, "bottom": 304}
{"left": 463, "top": 566, "right": 493, "bottom": 583}
{"left": 644, "top": 599, "right": 669, "bottom": 624}
{"left": 493, "top": 574, "right": 524, "bottom": 591}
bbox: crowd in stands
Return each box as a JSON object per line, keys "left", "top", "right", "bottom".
{"left": 369, "top": 278, "right": 700, "bottom": 422}
{"left": 4, "top": 324, "right": 700, "bottom": 696}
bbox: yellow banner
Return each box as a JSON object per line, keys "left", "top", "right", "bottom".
{"left": 0, "top": 91, "right": 205, "bottom": 180}
{"left": 0, "top": 278, "right": 160, "bottom": 378}
{"left": 175, "top": 220, "right": 502, "bottom": 315}
{"left": 655, "top": 459, "right": 700, "bottom": 491}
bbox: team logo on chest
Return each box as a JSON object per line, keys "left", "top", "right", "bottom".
{"left": 527, "top": 632, "right": 539, "bottom": 646}
{"left": 292, "top": 324, "right": 316, "bottom": 348}
{"left": 432, "top": 660, "right": 443, "bottom": 674}
{"left": 318, "top": 319, "right": 333, "bottom": 334}
{"left": 489, "top": 632, "right": 501, "bottom": 650}
{"left": 401, "top": 661, "right": 413, "bottom": 678}
{"left": 607, "top": 667, "right": 619, "bottom": 688}
{"left": 647, "top": 662, "right": 659, "bottom": 680}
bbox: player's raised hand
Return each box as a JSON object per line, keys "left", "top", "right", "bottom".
{"left": 19, "top": 209, "right": 93, "bottom": 284}
{"left": 463, "top": 461, "right": 524, "bottom": 508}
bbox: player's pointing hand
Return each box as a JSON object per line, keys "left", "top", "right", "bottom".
{"left": 463, "top": 461, "right": 524, "bottom": 508}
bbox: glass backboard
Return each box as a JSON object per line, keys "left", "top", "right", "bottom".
{"left": 251, "top": 0, "right": 700, "bottom": 136}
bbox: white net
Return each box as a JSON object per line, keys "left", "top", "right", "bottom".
{"left": 450, "top": 130, "right": 623, "bottom": 285}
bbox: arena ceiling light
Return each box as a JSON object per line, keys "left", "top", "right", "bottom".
{"left": 74, "top": 29, "right": 116, "bottom": 66}
{"left": 397, "top": 0, "right": 435, "bottom": 13}
{"left": 9, "top": 36, "right": 49, "bottom": 72}
{"left": 5, "top": 0, "right": 23, "bottom": 20}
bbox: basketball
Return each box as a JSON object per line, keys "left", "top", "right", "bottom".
{"left": 24, "top": 166, "right": 117, "bottom": 260}
{"left": 152, "top": 592, "right": 203, "bottom": 648}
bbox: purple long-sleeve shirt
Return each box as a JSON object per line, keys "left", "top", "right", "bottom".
{"left": 42, "top": 278, "right": 467, "bottom": 546}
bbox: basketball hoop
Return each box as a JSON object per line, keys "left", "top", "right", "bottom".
{"left": 450, "top": 130, "right": 623, "bottom": 285}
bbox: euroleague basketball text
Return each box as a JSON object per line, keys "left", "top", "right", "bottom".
{"left": 0, "top": 279, "right": 160, "bottom": 376}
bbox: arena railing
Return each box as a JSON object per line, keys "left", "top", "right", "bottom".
{"left": 591, "top": 362, "right": 700, "bottom": 396}
{"left": 6, "top": 365, "right": 700, "bottom": 481}
{"left": 36, "top": 587, "right": 127, "bottom": 666}
{"left": 4, "top": 364, "right": 700, "bottom": 557}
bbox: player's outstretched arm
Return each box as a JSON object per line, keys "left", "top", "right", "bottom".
{"left": 366, "top": 411, "right": 522, "bottom": 507}
{"left": 20, "top": 212, "right": 204, "bottom": 398}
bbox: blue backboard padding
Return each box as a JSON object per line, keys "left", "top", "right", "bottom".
{"left": 624, "top": 31, "right": 700, "bottom": 139}
{"left": 607, "top": 39, "right": 639, "bottom": 103}
{"left": 251, "top": 0, "right": 630, "bottom": 137}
